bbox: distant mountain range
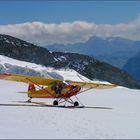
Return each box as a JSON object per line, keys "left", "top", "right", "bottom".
{"left": 123, "top": 52, "right": 140, "bottom": 84}
{"left": 46, "top": 36, "right": 140, "bottom": 68}
{"left": 0, "top": 34, "right": 139, "bottom": 89}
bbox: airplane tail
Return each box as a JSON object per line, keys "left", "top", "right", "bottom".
{"left": 28, "top": 83, "right": 36, "bottom": 94}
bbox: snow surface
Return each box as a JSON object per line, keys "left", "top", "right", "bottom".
{"left": 0, "top": 55, "right": 140, "bottom": 138}
{"left": 0, "top": 81, "right": 140, "bottom": 138}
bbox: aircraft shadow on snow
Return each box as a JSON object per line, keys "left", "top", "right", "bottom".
{"left": 0, "top": 103, "right": 113, "bottom": 110}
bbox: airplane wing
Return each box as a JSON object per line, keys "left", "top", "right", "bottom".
{"left": 0, "top": 73, "right": 62, "bottom": 86}
{"left": 0, "top": 73, "right": 117, "bottom": 89}
{"left": 67, "top": 80, "right": 117, "bottom": 89}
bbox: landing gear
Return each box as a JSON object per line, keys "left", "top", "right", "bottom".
{"left": 53, "top": 100, "right": 58, "bottom": 106}
{"left": 74, "top": 101, "right": 79, "bottom": 106}
{"left": 27, "top": 97, "right": 32, "bottom": 103}
{"left": 53, "top": 98, "right": 79, "bottom": 107}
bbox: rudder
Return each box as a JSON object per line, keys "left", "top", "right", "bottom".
{"left": 28, "top": 84, "right": 36, "bottom": 96}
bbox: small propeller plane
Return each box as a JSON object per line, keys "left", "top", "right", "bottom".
{"left": 0, "top": 73, "right": 117, "bottom": 107}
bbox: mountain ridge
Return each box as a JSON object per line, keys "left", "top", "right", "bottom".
{"left": 0, "top": 34, "right": 139, "bottom": 89}
{"left": 46, "top": 36, "right": 140, "bottom": 68}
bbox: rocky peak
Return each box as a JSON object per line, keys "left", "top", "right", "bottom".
{"left": 0, "top": 34, "right": 55, "bottom": 65}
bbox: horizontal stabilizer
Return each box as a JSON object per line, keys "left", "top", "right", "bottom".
{"left": 16, "top": 92, "right": 28, "bottom": 94}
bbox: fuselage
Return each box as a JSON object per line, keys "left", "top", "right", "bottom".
{"left": 28, "top": 84, "right": 81, "bottom": 99}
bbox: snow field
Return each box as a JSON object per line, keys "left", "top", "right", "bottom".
{"left": 0, "top": 80, "right": 140, "bottom": 138}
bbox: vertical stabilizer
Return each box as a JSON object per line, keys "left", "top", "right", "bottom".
{"left": 28, "top": 84, "right": 36, "bottom": 94}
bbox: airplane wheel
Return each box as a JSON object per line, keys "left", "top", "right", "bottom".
{"left": 53, "top": 100, "right": 58, "bottom": 106}
{"left": 74, "top": 101, "right": 79, "bottom": 106}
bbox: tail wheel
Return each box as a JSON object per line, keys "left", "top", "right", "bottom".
{"left": 53, "top": 100, "right": 58, "bottom": 106}
{"left": 74, "top": 101, "right": 79, "bottom": 106}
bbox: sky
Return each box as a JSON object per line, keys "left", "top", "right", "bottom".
{"left": 0, "top": 1, "right": 140, "bottom": 45}
{"left": 0, "top": 1, "right": 140, "bottom": 24}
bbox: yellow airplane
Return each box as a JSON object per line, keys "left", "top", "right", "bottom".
{"left": 0, "top": 73, "right": 117, "bottom": 107}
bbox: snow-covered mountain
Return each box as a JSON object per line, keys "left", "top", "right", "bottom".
{"left": 0, "top": 55, "right": 92, "bottom": 82}
{"left": 0, "top": 34, "right": 139, "bottom": 89}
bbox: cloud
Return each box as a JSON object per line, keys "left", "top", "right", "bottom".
{"left": 0, "top": 15, "right": 140, "bottom": 46}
